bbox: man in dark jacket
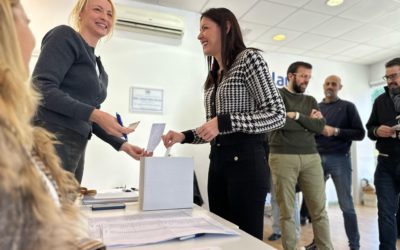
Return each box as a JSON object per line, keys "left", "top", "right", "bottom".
{"left": 316, "top": 75, "right": 365, "bottom": 250}
{"left": 366, "top": 57, "right": 400, "bottom": 250}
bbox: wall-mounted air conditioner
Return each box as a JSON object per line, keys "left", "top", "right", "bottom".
{"left": 115, "top": 4, "right": 185, "bottom": 38}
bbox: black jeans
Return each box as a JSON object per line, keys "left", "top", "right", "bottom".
{"left": 374, "top": 155, "right": 400, "bottom": 250}
{"left": 208, "top": 134, "right": 268, "bottom": 240}
{"left": 37, "top": 121, "right": 88, "bottom": 183}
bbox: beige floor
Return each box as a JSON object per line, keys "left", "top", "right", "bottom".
{"left": 263, "top": 204, "right": 400, "bottom": 249}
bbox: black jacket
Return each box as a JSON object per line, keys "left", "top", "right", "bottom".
{"left": 366, "top": 86, "right": 400, "bottom": 157}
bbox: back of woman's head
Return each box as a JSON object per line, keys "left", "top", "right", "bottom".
{"left": 0, "top": 0, "right": 39, "bottom": 147}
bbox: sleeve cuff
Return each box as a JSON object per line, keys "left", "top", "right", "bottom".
{"left": 181, "top": 130, "right": 194, "bottom": 144}
{"left": 217, "top": 114, "right": 232, "bottom": 132}
{"left": 294, "top": 112, "right": 300, "bottom": 120}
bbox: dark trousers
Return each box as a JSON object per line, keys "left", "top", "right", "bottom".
{"left": 208, "top": 137, "right": 268, "bottom": 240}
{"left": 321, "top": 153, "right": 360, "bottom": 249}
{"left": 397, "top": 198, "right": 400, "bottom": 237}
{"left": 374, "top": 155, "right": 400, "bottom": 250}
{"left": 37, "top": 122, "right": 88, "bottom": 183}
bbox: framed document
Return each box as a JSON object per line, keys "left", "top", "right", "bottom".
{"left": 129, "top": 87, "right": 163, "bottom": 114}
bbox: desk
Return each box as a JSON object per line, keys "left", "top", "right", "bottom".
{"left": 81, "top": 203, "right": 275, "bottom": 250}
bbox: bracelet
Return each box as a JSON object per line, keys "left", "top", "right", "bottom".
{"left": 294, "top": 112, "right": 300, "bottom": 120}
{"left": 334, "top": 127, "right": 340, "bottom": 136}
{"left": 373, "top": 127, "right": 378, "bottom": 137}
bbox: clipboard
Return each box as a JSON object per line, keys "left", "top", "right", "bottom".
{"left": 139, "top": 157, "right": 194, "bottom": 211}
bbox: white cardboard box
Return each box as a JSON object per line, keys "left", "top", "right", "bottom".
{"left": 139, "top": 157, "right": 194, "bottom": 211}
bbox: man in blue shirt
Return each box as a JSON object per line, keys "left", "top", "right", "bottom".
{"left": 316, "top": 75, "right": 365, "bottom": 250}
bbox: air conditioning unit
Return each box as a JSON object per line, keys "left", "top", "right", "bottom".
{"left": 115, "top": 4, "right": 185, "bottom": 38}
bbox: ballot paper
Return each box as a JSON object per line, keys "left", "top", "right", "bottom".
{"left": 146, "top": 123, "right": 166, "bottom": 152}
{"left": 87, "top": 211, "right": 239, "bottom": 247}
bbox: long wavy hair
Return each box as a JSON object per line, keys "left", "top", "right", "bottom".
{"left": 0, "top": 1, "right": 84, "bottom": 248}
{"left": 201, "top": 8, "right": 246, "bottom": 90}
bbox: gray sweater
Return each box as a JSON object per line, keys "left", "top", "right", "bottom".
{"left": 33, "top": 25, "right": 123, "bottom": 150}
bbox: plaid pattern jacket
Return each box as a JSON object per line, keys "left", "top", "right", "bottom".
{"left": 185, "top": 49, "right": 286, "bottom": 144}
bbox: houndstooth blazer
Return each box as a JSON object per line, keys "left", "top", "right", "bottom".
{"left": 184, "top": 48, "right": 286, "bottom": 144}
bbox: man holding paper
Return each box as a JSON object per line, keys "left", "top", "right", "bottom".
{"left": 366, "top": 57, "right": 400, "bottom": 249}
{"left": 162, "top": 8, "right": 285, "bottom": 240}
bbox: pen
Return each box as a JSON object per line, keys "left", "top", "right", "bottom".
{"left": 178, "top": 233, "right": 205, "bottom": 241}
{"left": 116, "top": 112, "right": 128, "bottom": 141}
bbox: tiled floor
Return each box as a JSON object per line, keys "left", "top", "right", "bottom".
{"left": 263, "top": 204, "right": 400, "bottom": 250}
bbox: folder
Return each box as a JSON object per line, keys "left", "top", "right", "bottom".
{"left": 139, "top": 157, "right": 194, "bottom": 211}
{"left": 82, "top": 190, "right": 138, "bottom": 205}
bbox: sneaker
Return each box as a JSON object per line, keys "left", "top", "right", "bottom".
{"left": 301, "top": 240, "right": 317, "bottom": 250}
{"left": 267, "top": 233, "right": 281, "bottom": 241}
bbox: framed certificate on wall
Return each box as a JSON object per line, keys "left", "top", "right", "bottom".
{"left": 129, "top": 87, "right": 163, "bottom": 114}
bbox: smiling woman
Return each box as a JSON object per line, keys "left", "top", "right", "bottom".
{"left": 32, "top": 0, "right": 147, "bottom": 184}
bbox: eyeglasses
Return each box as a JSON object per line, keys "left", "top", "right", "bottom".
{"left": 293, "top": 73, "right": 312, "bottom": 80}
{"left": 382, "top": 72, "right": 400, "bottom": 82}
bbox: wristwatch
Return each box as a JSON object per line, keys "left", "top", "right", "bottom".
{"left": 334, "top": 127, "right": 340, "bottom": 136}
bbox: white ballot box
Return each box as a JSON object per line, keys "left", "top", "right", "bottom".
{"left": 139, "top": 157, "right": 194, "bottom": 211}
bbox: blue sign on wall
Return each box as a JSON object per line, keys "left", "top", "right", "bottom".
{"left": 271, "top": 71, "right": 288, "bottom": 87}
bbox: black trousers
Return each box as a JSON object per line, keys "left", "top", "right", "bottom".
{"left": 208, "top": 133, "right": 268, "bottom": 240}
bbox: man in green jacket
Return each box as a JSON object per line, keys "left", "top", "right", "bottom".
{"left": 268, "top": 61, "right": 333, "bottom": 250}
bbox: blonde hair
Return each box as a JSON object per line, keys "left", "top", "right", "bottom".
{"left": 0, "top": 0, "right": 38, "bottom": 148}
{"left": 69, "top": 0, "right": 116, "bottom": 39}
{"left": 0, "top": 0, "right": 85, "bottom": 248}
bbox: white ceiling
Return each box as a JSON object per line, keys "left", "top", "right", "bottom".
{"left": 131, "top": 0, "right": 400, "bottom": 65}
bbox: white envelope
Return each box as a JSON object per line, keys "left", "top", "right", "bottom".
{"left": 139, "top": 157, "right": 194, "bottom": 211}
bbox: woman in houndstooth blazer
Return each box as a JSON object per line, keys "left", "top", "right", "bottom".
{"left": 162, "top": 7, "right": 286, "bottom": 240}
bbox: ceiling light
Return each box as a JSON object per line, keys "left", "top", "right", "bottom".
{"left": 326, "top": 0, "right": 344, "bottom": 7}
{"left": 272, "top": 34, "right": 286, "bottom": 41}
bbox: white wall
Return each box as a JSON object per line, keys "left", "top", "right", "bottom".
{"left": 23, "top": 0, "right": 376, "bottom": 207}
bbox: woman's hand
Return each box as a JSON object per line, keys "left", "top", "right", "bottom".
{"left": 196, "top": 117, "right": 219, "bottom": 142}
{"left": 90, "top": 109, "right": 133, "bottom": 137}
{"left": 120, "top": 143, "right": 150, "bottom": 160}
{"left": 162, "top": 131, "right": 185, "bottom": 148}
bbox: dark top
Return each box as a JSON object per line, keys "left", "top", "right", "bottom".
{"left": 32, "top": 25, "right": 124, "bottom": 150}
{"left": 316, "top": 98, "right": 365, "bottom": 154}
{"left": 366, "top": 86, "right": 400, "bottom": 157}
{"left": 269, "top": 87, "right": 325, "bottom": 154}
{"left": 182, "top": 49, "right": 286, "bottom": 144}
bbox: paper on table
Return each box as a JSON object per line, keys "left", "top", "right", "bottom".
{"left": 89, "top": 214, "right": 239, "bottom": 247}
{"left": 183, "top": 247, "right": 222, "bottom": 250}
{"left": 88, "top": 210, "right": 192, "bottom": 240}
{"left": 146, "top": 123, "right": 166, "bottom": 152}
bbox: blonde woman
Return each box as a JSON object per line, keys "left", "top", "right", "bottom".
{"left": 0, "top": 0, "right": 104, "bottom": 249}
{"left": 33, "top": 0, "right": 146, "bottom": 183}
